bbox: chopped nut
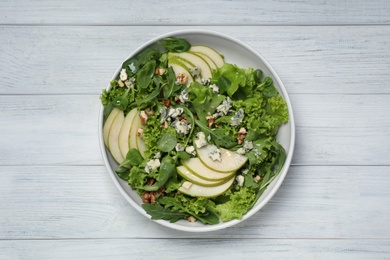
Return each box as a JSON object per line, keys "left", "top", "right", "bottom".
{"left": 137, "top": 128, "right": 143, "bottom": 137}
{"left": 145, "top": 109, "right": 154, "bottom": 116}
{"left": 174, "top": 96, "right": 180, "bottom": 103}
{"left": 161, "top": 121, "right": 168, "bottom": 128}
{"left": 180, "top": 117, "right": 190, "bottom": 124}
{"left": 254, "top": 175, "right": 262, "bottom": 183}
{"left": 155, "top": 68, "right": 166, "bottom": 75}
{"left": 176, "top": 73, "right": 188, "bottom": 85}
{"left": 237, "top": 127, "right": 247, "bottom": 145}
{"left": 206, "top": 115, "right": 214, "bottom": 128}
{"left": 187, "top": 216, "right": 197, "bottom": 223}
{"left": 139, "top": 111, "right": 148, "bottom": 125}
{"left": 162, "top": 99, "right": 171, "bottom": 108}
{"left": 118, "top": 80, "right": 125, "bottom": 87}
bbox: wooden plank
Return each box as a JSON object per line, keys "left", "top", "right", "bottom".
{"left": 1, "top": 238, "right": 389, "bottom": 259}
{"left": 0, "top": 0, "right": 389, "bottom": 25}
{"left": 0, "top": 166, "right": 389, "bottom": 239}
{"left": 0, "top": 94, "right": 389, "bottom": 166}
{"left": 0, "top": 26, "right": 389, "bottom": 95}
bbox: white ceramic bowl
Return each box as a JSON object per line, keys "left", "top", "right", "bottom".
{"left": 99, "top": 29, "right": 295, "bottom": 232}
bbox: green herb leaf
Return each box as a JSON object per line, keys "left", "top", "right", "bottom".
{"left": 157, "top": 133, "right": 177, "bottom": 152}
{"left": 111, "top": 87, "right": 130, "bottom": 110}
{"left": 162, "top": 66, "right": 176, "bottom": 98}
{"left": 158, "top": 37, "right": 191, "bottom": 52}
{"left": 143, "top": 156, "right": 176, "bottom": 191}
{"left": 142, "top": 203, "right": 188, "bottom": 222}
{"left": 195, "top": 120, "right": 236, "bottom": 148}
{"left": 137, "top": 60, "right": 156, "bottom": 89}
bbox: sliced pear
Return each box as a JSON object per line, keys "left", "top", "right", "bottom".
{"left": 177, "top": 165, "right": 227, "bottom": 186}
{"left": 196, "top": 144, "right": 248, "bottom": 173}
{"left": 108, "top": 110, "right": 125, "bottom": 164}
{"left": 118, "top": 108, "right": 138, "bottom": 158}
{"left": 167, "top": 61, "right": 194, "bottom": 87}
{"left": 182, "top": 158, "right": 235, "bottom": 181}
{"left": 169, "top": 52, "right": 212, "bottom": 80}
{"left": 128, "top": 112, "right": 140, "bottom": 150}
{"left": 192, "top": 52, "right": 217, "bottom": 70}
{"left": 103, "top": 107, "right": 121, "bottom": 148}
{"left": 178, "top": 176, "right": 234, "bottom": 198}
{"left": 136, "top": 125, "right": 146, "bottom": 158}
{"left": 189, "top": 46, "right": 225, "bottom": 68}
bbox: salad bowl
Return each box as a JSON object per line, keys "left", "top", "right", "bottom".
{"left": 99, "top": 29, "right": 295, "bottom": 232}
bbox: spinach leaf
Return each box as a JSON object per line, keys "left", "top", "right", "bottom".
{"left": 142, "top": 203, "right": 188, "bottom": 223}
{"left": 137, "top": 60, "right": 156, "bottom": 89}
{"left": 254, "top": 69, "right": 263, "bottom": 84}
{"left": 157, "top": 133, "right": 177, "bottom": 152}
{"left": 162, "top": 66, "right": 176, "bottom": 98}
{"left": 118, "top": 148, "right": 144, "bottom": 168}
{"left": 143, "top": 156, "right": 176, "bottom": 191}
{"left": 195, "top": 119, "right": 236, "bottom": 148}
{"left": 115, "top": 167, "right": 130, "bottom": 180}
{"left": 158, "top": 37, "right": 191, "bottom": 52}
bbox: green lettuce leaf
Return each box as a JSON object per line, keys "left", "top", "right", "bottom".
{"left": 215, "top": 187, "right": 256, "bottom": 221}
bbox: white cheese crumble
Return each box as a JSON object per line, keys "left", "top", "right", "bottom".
{"left": 236, "top": 147, "right": 246, "bottom": 155}
{"left": 125, "top": 77, "right": 135, "bottom": 88}
{"left": 201, "top": 78, "right": 211, "bottom": 86}
{"left": 120, "top": 68, "right": 128, "bottom": 81}
{"left": 209, "top": 84, "right": 219, "bottom": 94}
{"left": 230, "top": 108, "right": 244, "bottom": 126}
{"left": 179, "top": 88, "right": 189, "bottom": 103}
{"left": 208, "top": 148, "right": 222, "bottom": 162}
{"left": 216, "top": 97, "right": 232, "bottom": 116}
{"left": 167, "top": 107, "right": 184, "bottom": 119}
{"left": 175, "top": 143, "right": 185, "bottom": 152}
{"left": 236, "top": 175, "right": 245, "bottom": 187}
{"left": 194, "top": 132, "right": 208, "bottom": 149}
{"left": 243, "top": 141, "right": 254, "bottom": 151}
{"left": 144, "top": 159, "right": 160, "bottom": 174}
{"left": 182, "top": 181, "right": 193, "bottom": 190}
{"left": 185, "top": 146, "right": 196, "bottom": 156}
{"left": 154, "top": 152, "right": 161, "bottom": 159}
{"left": 172, "top": 120, "right": 191, "bottom": 135}
{"left": 189, "top": 66, "right": 201, "bottom": 78}
{"left": 242, "top": 169, "right": 249, "bottom": 175}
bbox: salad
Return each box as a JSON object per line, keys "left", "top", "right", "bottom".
{"left": 100, "top": 37, "right": 289, "bottom": 225}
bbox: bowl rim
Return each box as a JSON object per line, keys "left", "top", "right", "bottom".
{"left": 98, "top": 28, "right": 296, "bottom": 232}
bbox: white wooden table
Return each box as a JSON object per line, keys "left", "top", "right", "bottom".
{"left": 1, "top": 1, "right": 390, "bottom": 259}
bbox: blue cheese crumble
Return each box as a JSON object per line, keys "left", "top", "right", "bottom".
{"left": 230, "top": 108, "right": 244, "bottom": 126}
{"left": 189, "top": 66, "right": 201, "bottom": 78}
{"left": 185, "top": 146, "right": 196, "bottom": 156}
{"left": 209, "top": 84, "right": 219, "bottom": 94}
{"left": 179, "top": 88, "right": 189, "bottom": 103}
{"left": 145, "top": 159, "right": 160, "bottom": 174}
{"left": 194, "top": 132, "right": 208, "bottom": 148}
{"left": 236, "top": 175, "right": 245, "bottom": 186}
{"left": 175, "top": 143, "right": 185, "bottom": 152}
{"left": 236, "top": 141, "right": 254, "bottom": 155}
{"left": 208, "top": 148, "right": 222, "bottom": 162}
{"left": 172, "top": 120, "right": 191, "bottom": 135}
{"left": 216, "top": 97, "right": 232, "bottom": 117}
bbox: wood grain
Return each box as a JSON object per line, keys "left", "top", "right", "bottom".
{"left": 0, "top": 26, "right": 389, "bottom": 95}
{"left": 1, "top": 238, "right": 389, "bottom": 259}
{"left": 1, "top": 166, "right": 389, "bottom": 239}
{"left": 0, "top": 0, "right": 389, "bottom": 25}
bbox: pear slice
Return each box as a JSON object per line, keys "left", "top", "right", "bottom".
{"left": 167, "top": 61, "right": 194, "bottom": 87}
{"left": 136, "top": 125, "right": 146, "bottom": 158}
{"left": 108, "top": 110, "right": 125, "bottom": 164}
{"left": 103, "top": 107, "right": 121, "bottom": 148}
{"left": 178, "top": 176, "right": 234, "bottom": 198}
{"left": 196, "top": 144, "right": 248, "bottom": 173}
{"left": 189, "top": 46, "right": 225, "bottom": 68}
{"left": 182, "top": 158, "right": 235, "bottom": 181}
{"left": 128, "top": 112, "right": 140, "bottom": 151}
{"left": 118, "top": 108, "right": 138, "bottom": 158}
{"left": 169, "top": 52, "right": 212, "bottom": 80}
{"left": 177, "top": 165, "right": 227, "bottom": 187}
{"left": 192, "top": 52, "right": 217, "bottom": 70}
